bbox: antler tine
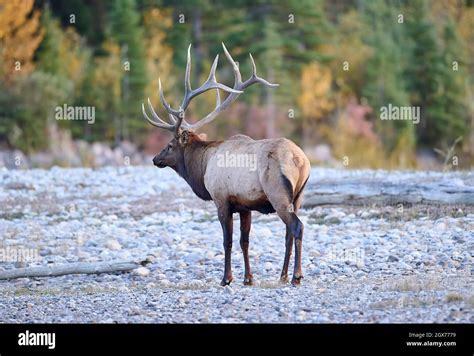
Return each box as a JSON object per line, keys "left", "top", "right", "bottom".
{"left": 185, "top": 43, "right": 279, "bottom": 131}
{"left": 180, "top": 54, "right": 243, "bottom": 111}
{"left": 184, "top": 44, "right": 192, "bottom": 95}
{"left": 182, "top": 88, "right": 221, "bottom": 131}
{"left": 244, "top": 53, "right": 280, "bottom": 88}
{"left": 159, "top": 78, "right": 191, "bottom": 133}
{"left": 168, "top": 113, "right": 177, "bottom": 124}
{"left": 147, "top": 98, "right": 173, "bottom": 126}
{"left": 222, "top": 42, "right": 243, "bottom": 85}
{"left": 142, "top": 102, "right": 174, "bottom": 130}
{"left": 159, "top": 78, "right": 182, "bottom": 117}
{"left": 249, "top": 53, "right": 257, "bottom": 77}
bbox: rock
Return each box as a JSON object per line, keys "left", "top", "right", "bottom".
{"left": 133, "top": 267, "right": 150, "bottom": 277}
{"left": 145, "top": 254, "right": 157, "bottom": 264}
{"left": 264, "top": 262, "right": 274, "bottom": 270}
{"left": 117, "top": 250, "right": 132, "bottom": 260}
{"left": 184, "top": 253, "right": 202, "bottom": 264}
{"left": 105, "top": 239, "right": 122, "bottom": 251}
{"left": 156, "top": 273, "right": 167, "bottom": 280}
{"left": 324, "top": 210, "right": 346, "bottom": 220}
{"left": 296, "top": 310, "right": 307, "bottom": 321}
{"left": 189, "top": 279, "right": 204, "bottom": 288}
{"left": 343, "top": 266, "right": 353, "bottom": 275}
{"left": 453, "top": 236, "right": 465, "bottom": 244}
{"left": 311, "top": 250, "right": 321, "bottom": 257}
{"left": 434, "top": 222, "right": 446, "bottom": 231}
{"left": 223, "top": 286, "right": 234, "bottom": 295}
{"left": 451, "top": 252, "right": 463, "bottom": 262}
{"left": 160, "top": 279, "right": 171, "bottom": 287}
{"left": 85, "top": 240, "right": 98, "bottom": 248}
{"left": 176, "top": 261, "right": 186, "bottom": 268}
{"left": 387, "top": 255, "right": 399, "bottom": 262}
{"left": 77, "top": 250, "right": 91, "bottom": 259}
{"left": 361, "top": 210, "right": 380, "bottom": 218}
{"left": 39, "top": 248, "right": 52, "bottom": 256}
{"left": 399, "top": 261, "right": 412, "bottom": 270}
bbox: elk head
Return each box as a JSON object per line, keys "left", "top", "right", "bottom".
{"left": 151, "top": 131, "right": 189, "bottom": 169}
{"left": 142, "top": 43, "right": 278, "bottom": 169}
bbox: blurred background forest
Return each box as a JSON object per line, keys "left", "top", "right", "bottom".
{"left": 0, "top": 0, "right": 473, "bottom": 169}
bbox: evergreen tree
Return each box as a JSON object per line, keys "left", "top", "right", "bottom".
{"left": 109, "top": 0, "right": 148, "bottom": 142}
{"left": 361, "top": 0, "right": 413, "bottom": 150}
{"left": 36, "top": 6, "right": 64, "bottom": 76}
{"left": 404, "top": 0, "right": 445, "bottom": 147}
{"left": 429, "top": 18, "right": 468, "bottom": 147}
{"left": 203, "top": 0, "right": 331, "bottom": 139}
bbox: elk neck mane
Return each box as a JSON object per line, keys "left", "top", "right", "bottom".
{"left": 176, "top": 132, "right": 221, "bottom": 201}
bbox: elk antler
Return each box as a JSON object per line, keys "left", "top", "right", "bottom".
{"left": 142, "top": 43, "right": 279, "bottom": 135}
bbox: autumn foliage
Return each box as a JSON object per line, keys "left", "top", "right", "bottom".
{"left": 0, "top": 0, "right": 43, "bottom": 81}
{"left": 0, "top": 0, "right": 473, "bottom": 169}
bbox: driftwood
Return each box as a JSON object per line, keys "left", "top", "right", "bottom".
{"left": 303, "top": 172, "right": 474, "bottom": 207}
{"left": 0, "top": 259, "right": 147, "bottom": 280}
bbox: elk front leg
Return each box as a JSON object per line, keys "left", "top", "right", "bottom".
{"left": 239, "top": 211, "right": 253, "bottom": 285}
{"left": 218, "top": 205, "right": 233, "bottom": 286}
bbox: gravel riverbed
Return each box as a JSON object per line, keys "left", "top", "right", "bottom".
{"left": 0, "top": 167, "right": 472, "bottom": 323}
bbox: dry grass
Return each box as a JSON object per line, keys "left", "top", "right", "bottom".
{"left": 445, "top": 293, "right": 474, "bottom": 308}
{"left": 3, "top": 285, "right": 129, "bottom": 297}
{"left": 446, "top": 293, "right": 464, "bottom": 303}
{"left": 385, "top": 276, "right": 441, "bottom": 292}
{"left": 370, "top": 295, "right": 435, "bottom": 309}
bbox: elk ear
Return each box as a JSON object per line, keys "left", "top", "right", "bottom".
{"left": 197, "top": 133, "right": 207, "bottom": 141}
{"left": 179, "top": 131, "right": 190, "bottom": 145}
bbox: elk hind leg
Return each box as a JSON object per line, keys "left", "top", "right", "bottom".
{"left": 264, "top": 175, "right": 304, "bottom": 285}
{"left": 280, "top": 225, "right": 293, "bottom": 284}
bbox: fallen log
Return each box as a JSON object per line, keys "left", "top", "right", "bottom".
{"left": 0, "top": 259, "right": 148, "bottom": 280}
{"left": 302, "top": 171, "right": 474, "bottom": 207}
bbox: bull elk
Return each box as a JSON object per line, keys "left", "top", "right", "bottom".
{"left": 142, "top": 43, "right": 310, "bottom": 286}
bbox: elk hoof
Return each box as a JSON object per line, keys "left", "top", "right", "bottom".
{"left": 220, "top": 276, "right": 233, "bottom": 286}
{"left": 291, "top": 275, "right": 303, "bottom": 286}
{"left": 279, "top": 275, "right": 289, "bottom": 284}
{"left": 243, "top": 276, "right": 253, "bottom": 286}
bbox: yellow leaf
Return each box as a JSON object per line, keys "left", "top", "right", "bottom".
{"left": 0, "top": 0, "right": 43, "bottom": 81}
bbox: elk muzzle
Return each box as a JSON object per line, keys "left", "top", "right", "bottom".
{"left": 152, "top": 155, "right": 166, "bottom": 168}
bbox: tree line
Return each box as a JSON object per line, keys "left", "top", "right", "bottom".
{"left": 0, "top": 0, "right": 472, "bottom": 168}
